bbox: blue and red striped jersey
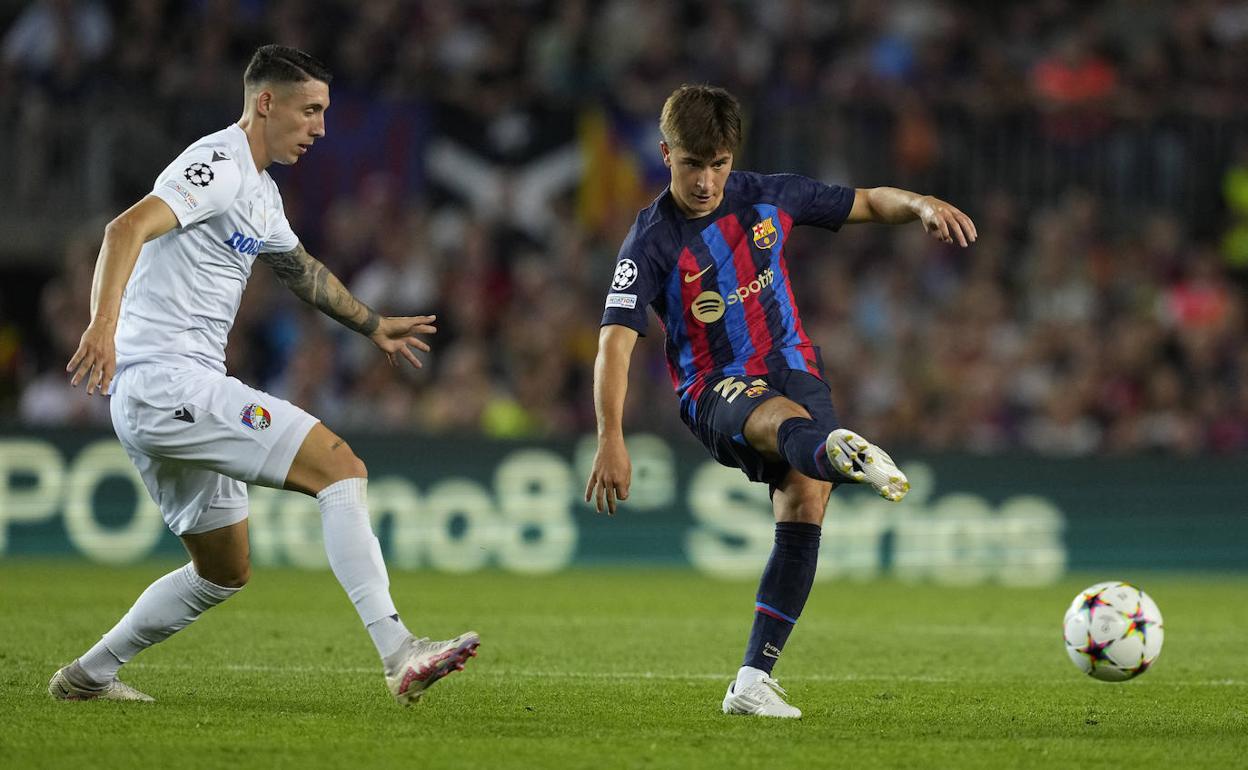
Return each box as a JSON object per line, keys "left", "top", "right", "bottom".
{"left": 601, "top": 170, "right": 854, "bottom": 418}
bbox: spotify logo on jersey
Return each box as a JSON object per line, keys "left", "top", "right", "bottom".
{"left": 690, "top": 267, "right": 776, "bottom": 324}
{"left": 692, "top": 291, "right": 726, "bottom": 323}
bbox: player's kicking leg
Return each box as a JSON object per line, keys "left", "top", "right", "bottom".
{"left": 285, "top": 423, "right": 479, "bottom": 706}
{"left": 754, "top": 394, "right": 909, "bottom": 502}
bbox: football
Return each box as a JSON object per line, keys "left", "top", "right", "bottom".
{"left": 1063, "top": 581, "right": 1164, "bottom": 681}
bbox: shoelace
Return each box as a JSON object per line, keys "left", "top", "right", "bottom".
{"left": 757, "top": 675, "right": 790, "bottom": 700}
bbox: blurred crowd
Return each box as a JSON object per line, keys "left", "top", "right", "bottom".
{"left": 3, "top": 0, "right": 1248, "bottom": 456}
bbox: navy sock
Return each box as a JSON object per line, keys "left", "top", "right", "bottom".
{"left": 777, "top": 417, "right": 836, "bottom": 482}
{"left": 742, "top": 521, "right": 822, "bottom": 673}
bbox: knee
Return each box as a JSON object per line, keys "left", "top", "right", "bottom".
{"left": 746, "top": 398, "right": 813, "bottom": 453}
{"left": 774, "top": 481, "right": 832, "bottom": 525}
{"left": 320, "top": 441, "right": 367, "bottom": 487}
{"left": 335, "top": 446, "right": 368, "bottom": 482}
{"left": 767, "top": 401, "right": 811, "bottom": 435}
{"left": 198, "top": 560, "right": 250, "bottom": 589}
{"left": 220, "top": 564, "right": 251, "bottom": 589}
{"left": 777, "top": 500, "right": 826, "bottom": 526}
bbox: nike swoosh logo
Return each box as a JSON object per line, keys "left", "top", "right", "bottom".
{"left": 762, "top": 650, "right": 779, "bottom": 658}
{"left": 684, "top": 265, "right": 712, "bottom": 283}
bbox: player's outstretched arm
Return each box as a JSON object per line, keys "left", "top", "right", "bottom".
{"left": 259, "top": 242, "right": 436, "bottom": 368}
{"left": 585, "top": 324, "right": 638, "bottom": 516}
{"left": 846, "top": 187, "right": 977, "bottom": 247}
{"left": 67, "top": 196, "right": 179, "bottom": 395}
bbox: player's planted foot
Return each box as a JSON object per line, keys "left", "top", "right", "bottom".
{"left": 721, "top": 674, "right": 802, "bottom": 718}
{"left": 825, "top": 428, "right": 910, "bottom": 502}
{"left": 384, "top": 631, "right": 480, "bottom": 706}
{"left": 48, "top": 660, "right": 154, "bottom": 702}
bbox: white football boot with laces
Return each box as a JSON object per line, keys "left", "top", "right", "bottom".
{"left": 48, "top": 660, "right": 154, "bottom": 702}
{"left": 385, "top": 631, "right": 480, "bottom": 706}
{"left": 722, "top": 674, "right": 802, "bottom": 718}
{"left": 825, "top": 428, "right": 910, "bottom": 502}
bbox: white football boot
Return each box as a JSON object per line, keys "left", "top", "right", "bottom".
{"left": 48, "top": 660, "right": 154, "bottom": 702}
{"left": 825, "top": 428, "right": 910, "bottom": 502}
{"left": 385, "top": 631, "right": 480, "bottom": 706}
{"left": 722, "top": 674, "right": 802, "bottom": 718}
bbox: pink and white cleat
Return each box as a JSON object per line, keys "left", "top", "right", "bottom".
{"left": 385, "top": 632, "right": 480, "bottom": 706}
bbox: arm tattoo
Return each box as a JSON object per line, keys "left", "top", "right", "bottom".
{"left": 259, "top": 242, "right": 381, "bottom": 336}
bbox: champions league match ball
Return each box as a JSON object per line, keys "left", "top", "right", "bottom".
{"left": 1062, "top": 581, "right": 1164, "bottom": 681}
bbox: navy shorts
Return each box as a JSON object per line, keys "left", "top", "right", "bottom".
{"left": 682, "top": 369, "right": 840, "bottom": 487}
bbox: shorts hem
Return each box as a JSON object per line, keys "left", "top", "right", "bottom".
{"left": 173, "top": 503, "right": 249, "bottom": 537}
{"left": 256, "top": 412, "right": 320, "bottom": 488}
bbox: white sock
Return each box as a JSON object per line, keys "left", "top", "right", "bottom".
{"left": 78, "top": 563, "right": 240, "bottom": 684}
{"left": 368, "top": 615, "right": 411, "bottom": 661}
{"left": 317, "top": 478, "right": 410, "bottom": 657}
{"left": 735, "top": 665, "right": 770, "bottom": 692}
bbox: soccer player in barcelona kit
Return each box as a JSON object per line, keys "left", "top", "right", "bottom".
{"left": 585, "top": 85, "right": 977, "bottom": 718}
{"left": 51, "top": 45, "right": 477, "bottom": 706}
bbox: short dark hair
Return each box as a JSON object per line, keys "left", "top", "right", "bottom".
{"left": 659, "top": 85, "right": 742, "bottom": 158}
{"left": 243, "top": 44, "right": 333, "bottom": 88}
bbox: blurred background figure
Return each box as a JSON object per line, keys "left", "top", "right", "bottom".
{"left": 2, "top": 0, "right": 1247, "bottom": 456}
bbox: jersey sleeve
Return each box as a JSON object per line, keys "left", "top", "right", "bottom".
{"left": 600, "top": 222, "right": 662, "bottom": 336}
{"left": 260, "top": 198, "right": 299, "bottom": 254}
{"left": 778, "top": 174, "right": 854, "bottom": 231}
{"left": 149, "top": 148, "right": 243, "bottom": 228}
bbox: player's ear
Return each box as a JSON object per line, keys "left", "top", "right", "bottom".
{"left": 660, "top": 142, "right": 672, "bottom": 168}
{"left": 256, "top": 89, "right": 272, "bottom": 118}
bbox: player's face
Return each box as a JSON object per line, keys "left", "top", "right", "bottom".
{"left": 662, "top": 143, "right": 732, "bottom": 219}
{"left": 266, "top": 80, "right": 329, "bottom": 165}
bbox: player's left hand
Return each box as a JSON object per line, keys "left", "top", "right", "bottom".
{"left": 916, "top": 196, "right": 977, "bottom": 247}
{"left": 370, "top": 315, "right": 437, "bottom": 368}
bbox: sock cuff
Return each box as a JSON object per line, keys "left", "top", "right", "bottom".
{"left": 776, "top": 416, "right": 813, "bottom": 444}
{"left": 181, "top": 562, "right": 242, "bottom": 604}
{"left": 317, "top": 477, "right": 368, "bottom": 507}
{"left": 775, "top": 521, "right": 821, "bottom": 541}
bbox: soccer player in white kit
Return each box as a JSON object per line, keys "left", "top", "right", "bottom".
{"left": 48, "top": 45, "right": 478, "bottom": 706}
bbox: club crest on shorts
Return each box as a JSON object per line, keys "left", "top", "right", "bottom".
{"left": 240, "top": 403, "right": 272, "bottom": 430}
{"left": 752, "top": 217, "right": 778, "bottom": 249}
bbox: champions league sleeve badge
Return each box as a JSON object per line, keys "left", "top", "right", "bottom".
{"left": 611, "top": 259, "right": 638, "bottom": 291}
{"left": 184, "top": 162, "right": 215, "bottom": 188}
{"left": 240, "top": 403, "right": 272, "bottom": 430}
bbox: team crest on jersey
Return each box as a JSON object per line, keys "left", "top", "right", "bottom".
{"left": 184, "top": 162, "right": 214, "bottom": 188}
{"left": 240, "top": 403, "right": 272, "bottom": 430}
{"left": 745, "top": 384, "right": 769, "bottom": 398}
{"left": 752, "top": 217, "right": 778, "bottom": 250}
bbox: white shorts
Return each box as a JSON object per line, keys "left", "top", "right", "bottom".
{"left": 110, "top": 365, "right": 319, "bottom": 536}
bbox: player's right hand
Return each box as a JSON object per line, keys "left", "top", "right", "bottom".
{"left": 585, "top": 435, "right": 631, "bottom": 516}
{"left": 66, "top": 319, "right": 117, "bottom": 396}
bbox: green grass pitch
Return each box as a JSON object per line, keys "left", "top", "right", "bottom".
{"left": 2, "top": 561, "right": 1246, "bottom": 769}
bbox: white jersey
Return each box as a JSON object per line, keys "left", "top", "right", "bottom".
{"left": 114, "top": 124, "right": 299, "bottom": 375}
